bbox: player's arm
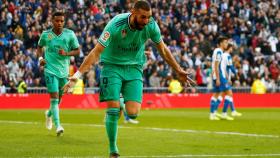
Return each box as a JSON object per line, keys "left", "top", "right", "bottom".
{"left": 76, "top": 19, "right": 113, "bottom": 74}
{"left": 227, "top": 65, "right": 236, "bottom": 75}
{"left": 214, "top": 51, "right": 222, "bottom": 86}
{"left": 63, "top": 17, "right": 115, "bottom": 93}
{"left": 37, "top": 32, "right": 46, "bottom": 66}
{"left": 156, "top": 41, "right": 182, "bottom": 73}
{"left": 214, "top": 60, "right": 220, "bottom": 86}
{"left": 68, "top": 48, "right": 80, "bottom": 56}
{"left": 37, "top": 46, "right": 46, "bottom": 66}
{"left": 63, "top": 43, "right": 104, "bottom": 93}
{"left": 59, "top": 48, "right": 80, "bottom": 56}
{"left": 150, "top": 19, "right": 195, "bottom": 86}
{"left": 155, "top": 41, "right": 196, "bottom": 86}
{"left": 77, "top": 43, "right": 104, "bottom": 73}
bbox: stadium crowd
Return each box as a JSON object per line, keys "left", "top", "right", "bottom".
{"left": 0, "top": 0, "right": 280, "bottom": 94}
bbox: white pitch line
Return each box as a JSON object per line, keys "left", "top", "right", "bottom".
{"left": 140, "top": 127, "right": 280, "bottom": 138}
{"left": 0, "top": 120, "right": 279, "bottom": 138}
{"left": 122, "top": 154, "right": 280, "bottom": 158}
{"left": 0, "top": 120, "right": 40, "bottom": 124}
{"left": 17, "top": 154, "right": 280, "bottom": 158}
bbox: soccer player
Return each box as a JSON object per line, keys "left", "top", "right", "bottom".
{"left": 37, "top": 11, "right": 80, "bottom": 136}
{"left": 219, "top": 44, "right": 242, "bottom": 119}
{"left": 209, "top": 36, "right": 228, "bottom": 120}
{"left": 63, "top": 1, "right": 195, "bottom": 157}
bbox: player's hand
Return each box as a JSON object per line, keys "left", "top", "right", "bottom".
{"left": 39, "top": 58, "right": 46, "bottom": 66}
{"left": 62, "top": 77, "right": 78, "bottom": 93}
{"left": 176, "top": 69, "right": 196, "bottom": 87}
{"left": 216, "top": 79, "right": 221, "bottom": 86}
{"left": 59, "top": 49, "right": 67, "bottom": 56}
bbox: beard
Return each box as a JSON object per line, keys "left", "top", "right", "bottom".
{"left": 133, "top": 18, "right": 145, "bottom": 30}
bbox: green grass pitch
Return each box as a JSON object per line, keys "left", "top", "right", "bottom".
{"left": 0, "top": 109, "right": 279, "bottom": 158}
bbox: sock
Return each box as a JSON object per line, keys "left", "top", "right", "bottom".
{"left": 229, "top": 97, "right": 236, "bottom": 112}
{"left": 210, "top": 97, "right": 217, "bottom": 113}
{"left": 120, "top": 98, "right": 129, "bottom": 120}
{"left": 50, "top": 98, "right": 60, "bottom": 128}
{"left": 215, "top": 96, "right": 223, "bottom": 112}
{"left": 49, "top": 94, "right": 62, "bottom": 118}
{"left": 47, "top": 109, "right": 52, "bottom": 117}
{"left": 105, "top": 108, "right": 120, "bottom": 154}
{"left": 127, "top": 114, "right": 138, "bottom": 119}
{"left": 58, "top": 90, "right": 63, "bottom": 104}
{"left": 222, "top": 96, "right": 231, "bottom": 113}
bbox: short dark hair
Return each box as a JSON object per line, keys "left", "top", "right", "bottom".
{"left": 52, "top": 11, "right": 65, "bottom": 18}
{"left": 134, "top": 0, "right": 151, "bottom": 11}
{"left": 217, "top": 36, "right": 228, "bottom": 45}
{"left": 227, "top": 43, "right": 233, "bottom": 50}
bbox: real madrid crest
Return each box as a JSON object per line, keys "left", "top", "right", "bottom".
{"left": 48, "top": 34, "right": 53, "bottom": 40}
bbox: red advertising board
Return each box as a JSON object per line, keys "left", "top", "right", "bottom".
{"left": 0, "top": 93, "right": 279, "bottom": 109}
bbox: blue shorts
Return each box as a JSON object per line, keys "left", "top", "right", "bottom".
{"left": 212, "top": 79, "right": 231, "bottom": 93}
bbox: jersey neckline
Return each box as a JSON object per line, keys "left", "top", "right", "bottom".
{"left": 127, "top": 13, "right": 136, "bottom": 32}
{"left": 51, "top": 28, "right": 64, "bottom": 37}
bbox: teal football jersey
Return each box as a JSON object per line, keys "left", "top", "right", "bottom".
{"left": 98, "top": 13, "right": 162, "bottom": 66}
{"left": 38, "top": 28, "right": 79, "bottom": 78}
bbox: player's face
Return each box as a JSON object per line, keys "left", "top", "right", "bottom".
{"left": 52, "top": 16, "right": 65, "bottom": 30}
{"left": 220, "top": 40, "right": 228, "bottom": 50}
{"left": 133, "top": 9, "right": 152, "bottom": 30}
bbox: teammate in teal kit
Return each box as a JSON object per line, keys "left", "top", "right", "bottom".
{"left": 63, "top": 1, "right": 195, "bottom": 157}
{"left": 37, "top": 11, "right": 80, "bottom": 136}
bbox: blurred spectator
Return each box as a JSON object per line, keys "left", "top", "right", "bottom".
{"left": 251, "top": 74, "right": 266, "bottom": 94}
{"left": 85, "top": 65, "right": 96, "bottom": 88}
{"left": 268, "top": 34, "right": 278, "bottom": 53}
{"left": 269, "top": 61, "right": 279, "bottom": 81}
{"left": 17, "top": 77, "right": 27, "bottom": 93}
{"left": 0, "top": 0, "right": 279, "bottom": 91}
{"left": 9, "top": 81, "right": 17, "bottom": 93}
{"left": 7, "top": 56, "right": 19, "bottom": 83}
{"left": 69, "top": 56, "right": 78, "bottom": 77}
{"left": 277, "top": 75, "right": 280, "bottom": 91}
{"left": 149, "top": 70, "right": 161, "bottom": 88}
{"left": 0, "top": 32, "right": 8, "bottom": 60}
{"left": 195, "top": 64, "right": 206, "bottom": 87}
{"left": 0, "top": 79, "right": 6, "bottom": 94}
{"left": 25, "top": 74, "right": 34, "bottom": 87}
{"left": 33, "top": 78, "right": 42, "bottom": 87}
{"left": 72, "top": 79, "right": 85, "bottom": 94}
{"left": 14, "top": 25, "right": 23, "bottom": 40}
{"left": 168, "top": 74, "right": 183, "bottom": 94}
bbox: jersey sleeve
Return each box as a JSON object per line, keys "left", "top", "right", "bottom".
{"left": 149, "top": 19, "right": 162, "bottom": 44}
{"left": 214, "top": 51, "right": 222, "bottom": 62}
{"left": 38, "top": 32, "right": 46, "bottom": 47}
{"left": 70, "top": 31, "right": 80, "bottom": 50}
{"left": 98, "top": 20, "right": 115, "bottom": 47}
